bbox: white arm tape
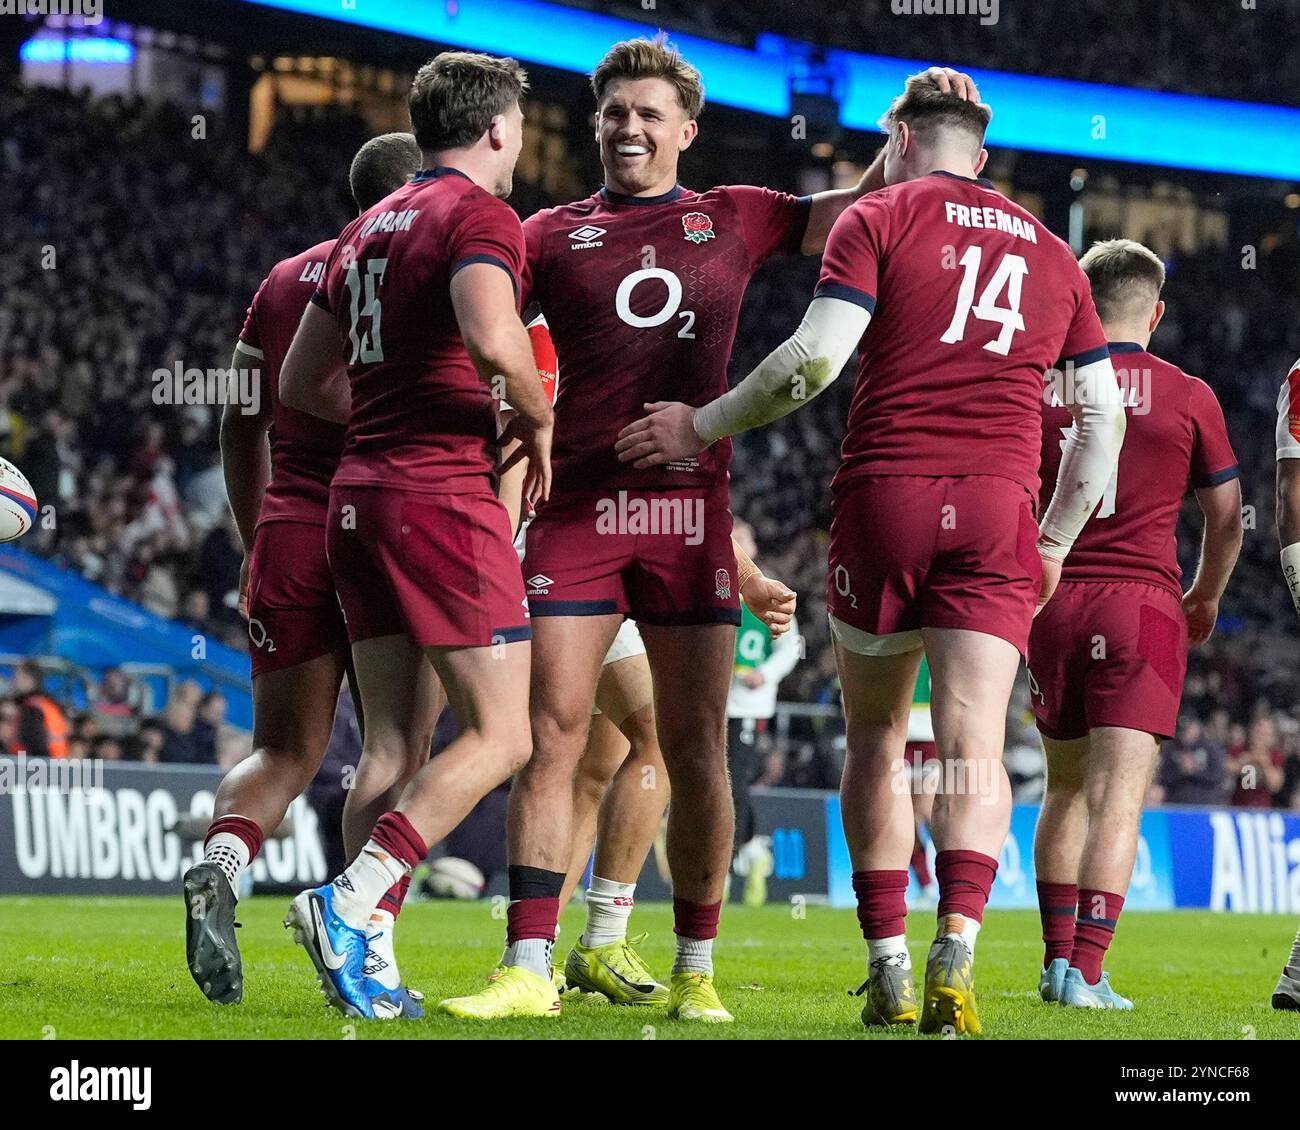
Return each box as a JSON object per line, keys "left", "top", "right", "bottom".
{"left": 693, "top": 296, "right": 870, "bottom": 444}
{"left": 1039, "top": 355, "right": 1127, "bottom": 558}
{"left": 1283, "top": 543, "right": 1300, "bottom": 618}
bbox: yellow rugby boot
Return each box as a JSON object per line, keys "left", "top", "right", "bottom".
{"left": 438, "top": 964, "right": 561, "bottom": 1019}
{"left": 666, "top": 971, "right": 734, "bottom": 1023}
{"left": 564, "top": 934, "right": 669, "bottom": 1005}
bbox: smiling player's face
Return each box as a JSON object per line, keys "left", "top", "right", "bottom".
{"left": 596, "top": 77, "right": 697, "bottom": 197}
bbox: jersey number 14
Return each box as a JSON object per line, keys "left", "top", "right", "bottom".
{"left": 940, "top": 246, "right": 1028, "bottom": 356}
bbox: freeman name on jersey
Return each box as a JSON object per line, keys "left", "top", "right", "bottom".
{"left": 944, "top": 200, "right": 1038, "bottom": 243}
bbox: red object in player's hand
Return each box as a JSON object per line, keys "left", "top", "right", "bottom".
{"left": 614, "top": 401, "right": 706, "bottom": 469}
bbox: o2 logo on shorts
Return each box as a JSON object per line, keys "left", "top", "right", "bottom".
{"left": 715, "top": 568, "right": 731, "bottom": 599}
{"left": 247, "top": 617, "right": 276, "bottom": 654}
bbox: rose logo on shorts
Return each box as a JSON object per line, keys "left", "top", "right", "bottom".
{"left": 682, "top": 212, "right": 715, "bottom": 244}
{"left": 715, "top": 568, "right": 731, "bottom": 599}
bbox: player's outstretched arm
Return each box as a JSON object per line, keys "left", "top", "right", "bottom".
{"left": 1037, "top": 356, "right": 1127, "bottom": 607}
{"left": 220, "top": 341, "right": 273, "bottom": 618}
{"left": 1184, "top": 479, "right": 1244, "bottom": 646}
{"left": 451, "top": 263, "right": 553, "bottom": 505}
{"left": 280, "top": 302, "right": 351, "bottom": 423}
{"left": 614, "top": 295, "right": 867, "bottom": 469}
{"left": 799, "top": 67, "right": 982, "bottom": 255}
{"left": 1278, "top": 459, "right": 1300, "bottom": 618}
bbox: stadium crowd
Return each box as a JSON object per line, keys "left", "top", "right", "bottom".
{"left": 2, "top": 75, "right": 1298, "bottom": 807}
{"left": 569, "top": 0, "right": 1300, "bottom": 106}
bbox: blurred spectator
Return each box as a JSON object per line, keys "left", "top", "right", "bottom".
{"left": 129, "top": 722, "right": 166, "bottom": 764}
{"left": 159, "top": 698, "right": 203, "bottom": 765}
{"left": 11, "top": 661, "right": 67, "bottom": 758}
{"left": 1152, "top": 718, "right": 1227, "bottom": 806}
{"left": 1227, "top": 718, "right": 1286, "bottom": 808}
{"left": 193, "top": 690, "right": 227, "bottom": 764}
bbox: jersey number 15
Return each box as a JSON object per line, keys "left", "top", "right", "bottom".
{"left": 345, "top": 257, "right": 388, "bottom": 363}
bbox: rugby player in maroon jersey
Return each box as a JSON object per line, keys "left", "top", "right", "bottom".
{"left": 619, "top": 72, "right": 1127, "bottom": 1034}
{"left": 449, "top": 34, "right": 980, "bottom": 1022}
{"left": 183, "top": 133, "right": 424, "bottom": 1014}
{"left": 277, "top": 53, "right": 553, "bottom": 1019}
{"left": 1029, "top": 239, "right": 1242, "bottom": 1010}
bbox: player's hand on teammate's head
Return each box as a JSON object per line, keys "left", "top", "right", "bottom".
{"left": 923, "top": 67, "right": 981, "bottom": 105}
{"left": 741, "top": 573, "right": 797, "bottom": 638}
{"left": 614, "top": 401, "right": 707, "bottom": 469}
{"left": 1181, "top": 589, "right": 1219, "bottom": 648}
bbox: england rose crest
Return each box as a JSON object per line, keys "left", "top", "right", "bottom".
{"left": 715, "top": 568, "right": 732, "bottom": 599}
{"left": 682, "top": 212, "right": 715, "bottom": 243}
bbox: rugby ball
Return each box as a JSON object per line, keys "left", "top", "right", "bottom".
{"left": 422, "top": 856, "right": 486, "bottom": 901}
{"left": 0, "top": 458, "right": 37, "bottom": 542}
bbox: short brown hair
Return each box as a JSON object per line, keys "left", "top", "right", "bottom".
{"left": 1079, "top": 238, "right": 1167, "bottom": 322}
{"left": 590, "top": 33, "right": 705, "bottom": 119}
{"left": 408, "top": 51, "right": 529, "bottom": 152}
{"left": 879, "top": 70, "right": 992, "bottom": 149}
{"left": 349, "top": 132, "right": 422, "bottom": 211}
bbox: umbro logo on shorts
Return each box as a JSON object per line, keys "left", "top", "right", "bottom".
{"left": 568, "top": 225, "right": 606, "bottom": 250}
{"left": 527, "top": 574, "right": 554, "bottom": 595}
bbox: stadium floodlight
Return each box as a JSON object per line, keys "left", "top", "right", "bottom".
{"left": 244, "top": 0, "right": 1300, "bottom": 182}
{"left": 20, "top": 36, "right": 135, "bottom": 65}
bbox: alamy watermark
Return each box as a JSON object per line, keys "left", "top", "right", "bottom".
{"left": 1044, "top": 360, "right": 1152, "bottom": 417}
{"left": 890, "top": 749, "right": 1001, "bottom": 805}
{"left": 152, "top": 362, "right": 261, "bottom": 416}
{"left": 595, "top": 490, "right": 704, "bottom": 546}
{"left": 0, "top": 0, "right": 102, "bottom": 23}
{"left": 891, "top": 0, "right": 998, "bottom": 26}
{"left": 0, "top": 756, "right": 104, "bottom": 795}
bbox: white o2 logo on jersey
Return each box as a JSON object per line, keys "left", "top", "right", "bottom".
{"left": 614, "top": 267, "right": 696, "bottom": 339}
{"left": 247, "top": 617, "right": 276, "bottom": 653}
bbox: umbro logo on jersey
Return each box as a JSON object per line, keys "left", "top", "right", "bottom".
{"left": 526, "top": 574, "right": 554, "bottom": 594}
{"left": 568, "top": 225, "right": 606, "bottom": 250}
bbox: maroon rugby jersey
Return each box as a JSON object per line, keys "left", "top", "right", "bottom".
{"left": 313, "top": 167, "right": 525, "bottom": 494}
{"left": 239, "top": 239, "right": 344, "bottom": 526}
{"left": 522, "top": 184, "right": 809, "bottom": 491}
{"left": 819, "top": 171, "right": 1108, "bottom": 499}
{"left": 1040, "top": 342, "right": 1239, "bottom": 596}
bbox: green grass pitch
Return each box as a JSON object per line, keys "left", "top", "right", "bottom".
{"left": 1, "top": 896, "right": 1296, "bottom": 1040}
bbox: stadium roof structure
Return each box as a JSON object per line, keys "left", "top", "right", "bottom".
{"left": 236, "top": 0, "right": 1300, "bottom": 182}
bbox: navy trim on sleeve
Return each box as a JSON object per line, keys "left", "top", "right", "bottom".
{"left": 451, "top": 253, "right": 519, "bottom": 295}
{"left": 1060, "top": 344, "right": 1112, "bottom": 368}
{"left": 1193, "top": 464, "right": 1241, "bottom": 488}
{"left": 784, "top": 194, "right": 813, "bottom": 255}
{"left": 309, "top": 288, "right": 332, "bottom": 314}
{"left": 814, "top": 282, "right": 876, "bottom": 313}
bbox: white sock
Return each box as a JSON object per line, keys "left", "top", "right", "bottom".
{"left": 673, "top": 935, "right": 714, "bottom": 976}
{"left": 938, "top": 913, "right": 980, "bottom": 956}
{"left": 364, "top": 910, "right": 401, "bottom": 991}
{"left": 331, "top": 842, "right": 410, "bottom": 930}
{"left": 1287, "top": 926, "right": 1300, "bottom": 975}
{"left": 582, "top": 876, "right": 635, "bottom": 948}
{"left": 204, "top": 831, "right": 251, "bottom": 898}
{"left": 504, "top": 937, "right": 554, "bottom": 979}
{"left": 867, "top": 934, "right": 912, "bottom": 973}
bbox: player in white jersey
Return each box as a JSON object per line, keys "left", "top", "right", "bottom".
{"left": 1273, "top": 357, "right": 1300, "bottom": 1012}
